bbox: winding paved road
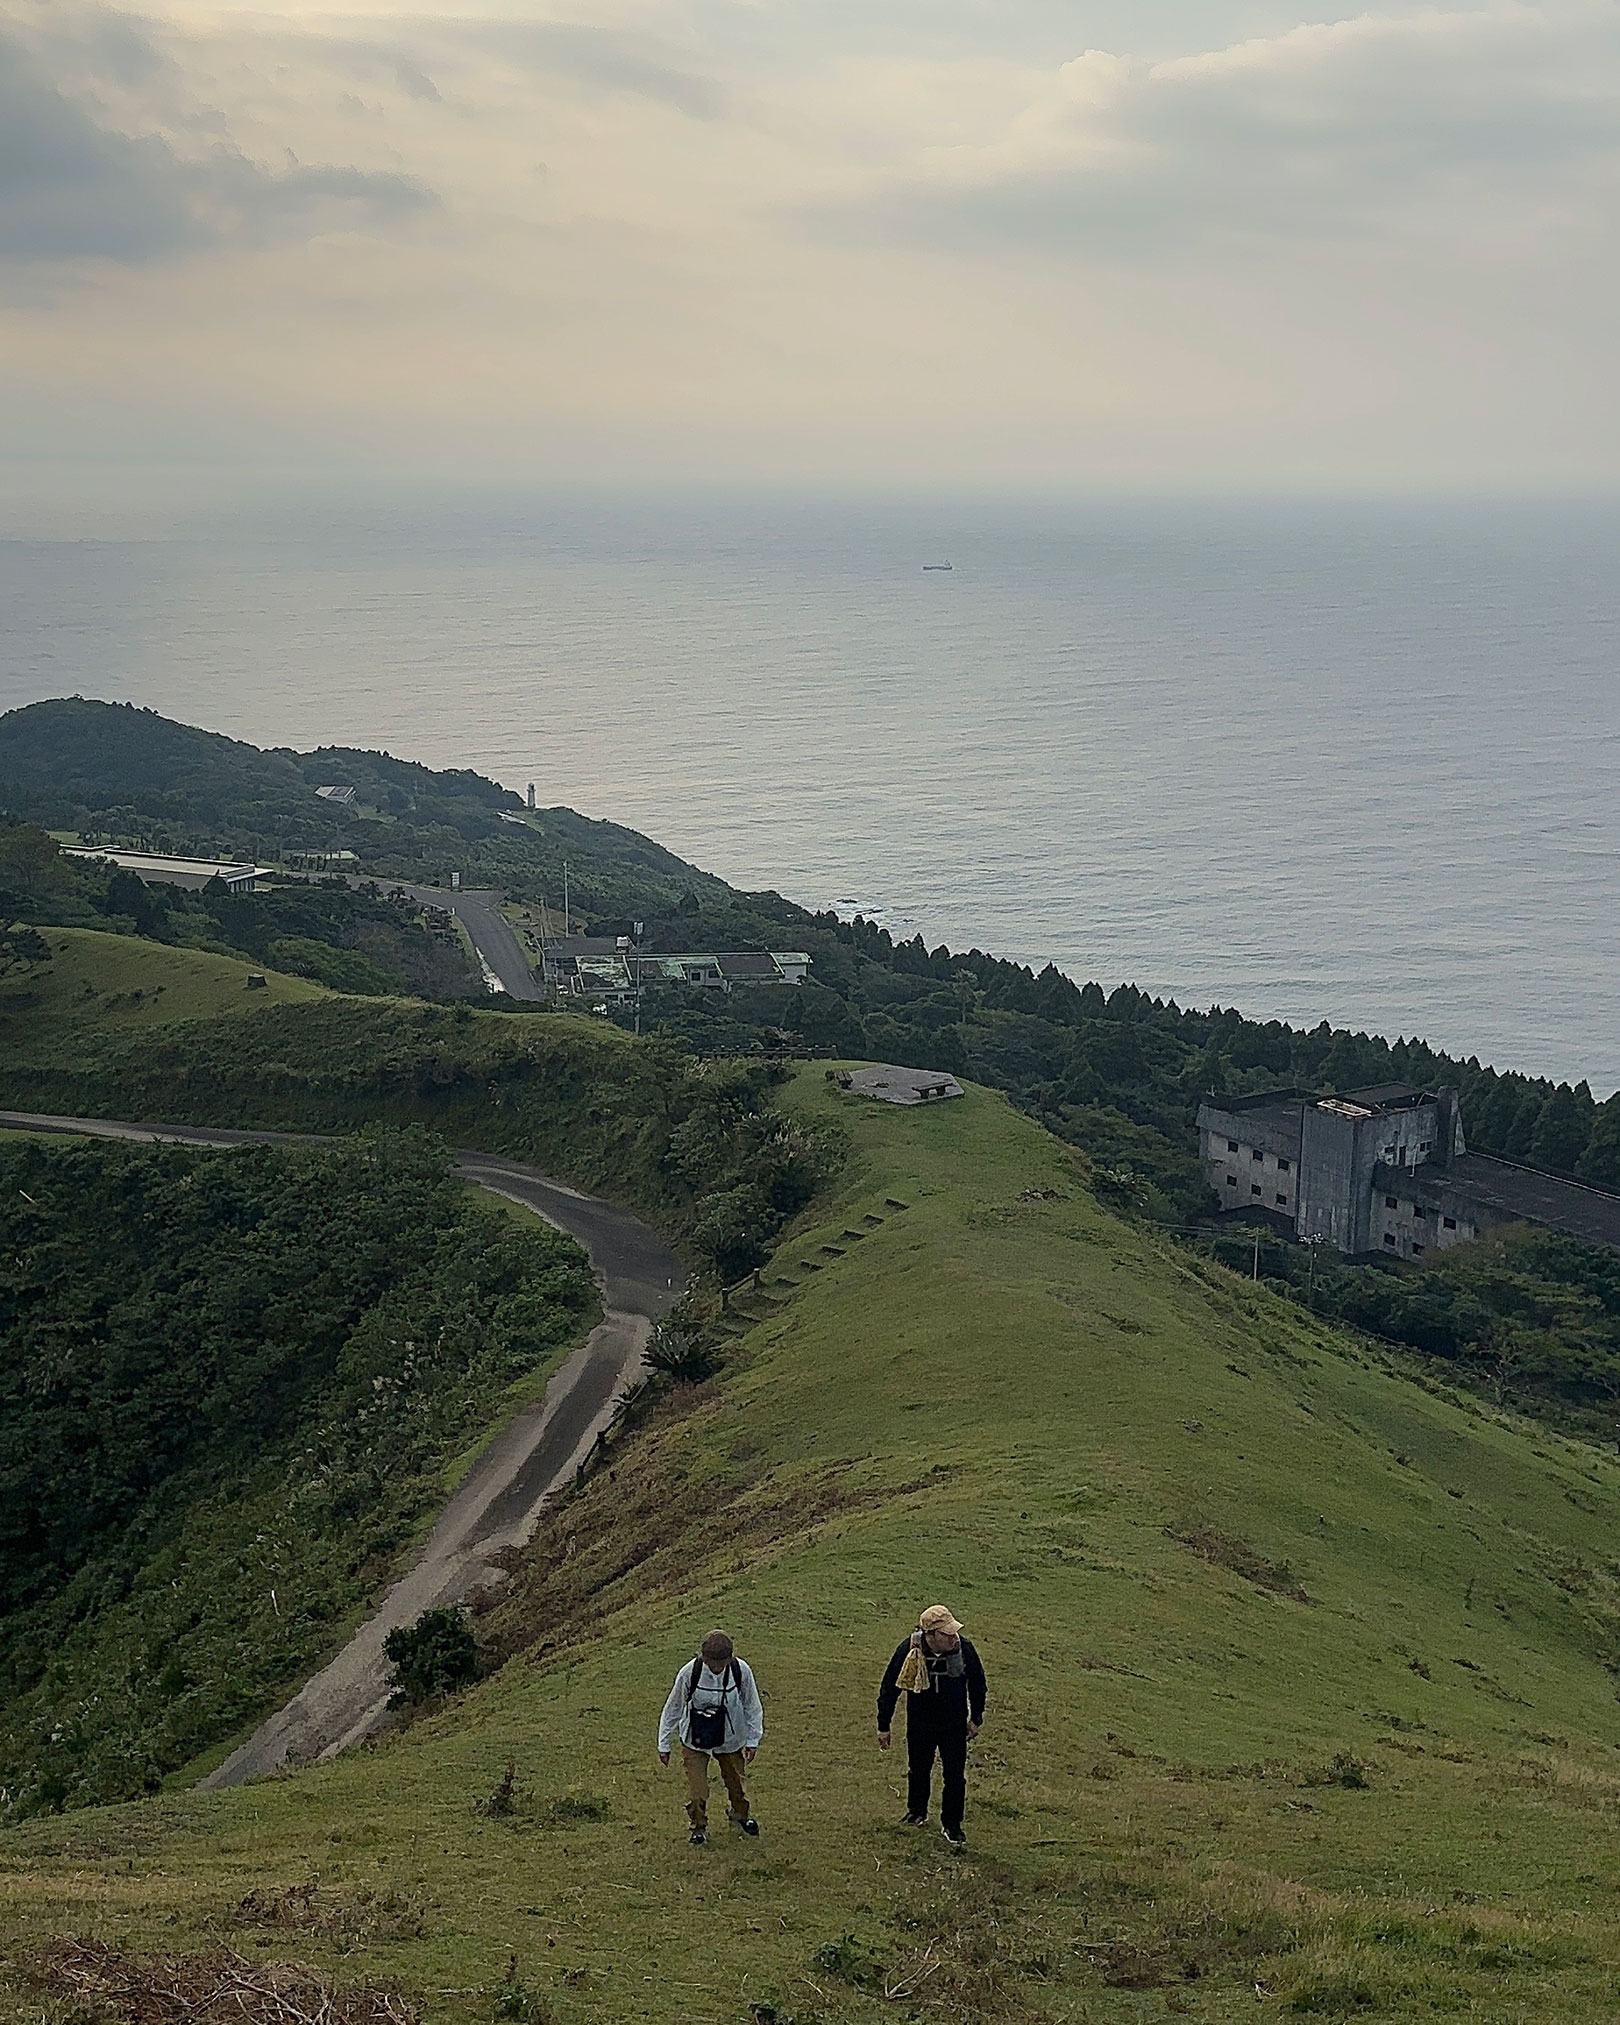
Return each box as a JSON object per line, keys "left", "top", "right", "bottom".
{"left": 0, "top": 1111, "right": 684, "bottom": 1784}
{"left": 375, "top": 880, "right": 545, "bottom": 1000}
{"left": 284, "top": 872, "right": 544, "bottom": 998}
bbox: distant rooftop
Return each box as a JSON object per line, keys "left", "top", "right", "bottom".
{"left": 1325, "top": 1084, "right": 1430, "bottom": 1117}
{"left": 1445, "top": 1154, "right": 1620, "bottom": 1251}
{"left": 65, "top": 848, "right": 266, "bottom": 892}
{"left": 1204, "top": 1090, "right": 1306, "bottom": 1116}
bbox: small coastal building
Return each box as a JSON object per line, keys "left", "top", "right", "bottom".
{"left": 312, "top": 784, "right": 357, "bottom": 805}
{"left": 65, "top": 847, "right": 267, "bottom": 893}
{"left": 1197, "top": 1084, "right": 1620, "bottom": 1259}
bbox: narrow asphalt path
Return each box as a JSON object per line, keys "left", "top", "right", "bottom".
{"left": 0, "top": 1112, "right": 684, "bottom": 1783}
{"left": 282, "top": 871, "right": 544, "bottom": 998}
{"left": 373, "top": 879, "right": 545, "bottom": 1000}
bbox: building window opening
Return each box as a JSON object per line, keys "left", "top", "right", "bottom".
{"left": 1385, "top": 1195, "right": 1398, "bottom": 1209}
{"left": 1384, "top": 1233, "right": 1397, "bottom": 1248}
{"left": 1278, "top": 1157, "right": 1291, "bottom": 1172}
{"left": 1276, "top": 1193, "right": 1288, "bottom": 1207}
{"left": 1412, "top": 1242, "right": 1425, "bottom": 1256}
{"left": 1251, "top": 1183, "right": 1263, "bottom": 1196}
{"left": 1227, "top": 1139, "right": 1239, "bottom": 1153}
{"left": 1252, "top": 1148, "right": 1264, "bottom": 1162}
{"left": 1443, "top": 1216, "right": 1457, "bottom": 1230}
{"left": 1226, "top": 1175, "right": 1237, "bottom": 1187}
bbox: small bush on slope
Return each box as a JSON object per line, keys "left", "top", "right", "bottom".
{"left": 383, "top": 1611, "right": 481, "bottom": 1710}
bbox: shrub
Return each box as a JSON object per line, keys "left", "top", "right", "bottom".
{"left": 382, "top": 1609, "right": 479, "bottom": 1709}
{"left": 810, "top": 1935, "right": 886, "bottom": 1992}
{"left": 643, "top": 1323, "right": 720, "bottom": 1386}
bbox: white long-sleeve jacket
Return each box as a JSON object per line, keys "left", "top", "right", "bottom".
{"left": 658, "top": 1657, "right": 764, "bottom": 1757}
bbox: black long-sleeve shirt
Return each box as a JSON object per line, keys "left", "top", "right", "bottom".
{"left": 877, "top": 1636, "right": 987, "bottom": 1733}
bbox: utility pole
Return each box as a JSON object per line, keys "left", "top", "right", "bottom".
{"left": 563, "top": 861, "right": 570, "bottom": 938}
{"left": 1252, "top": 1232, "right": 1261, "bottom": 1282}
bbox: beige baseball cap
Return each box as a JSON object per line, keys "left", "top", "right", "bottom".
{"left": 919, "top": 1604, "right": 963, "bottom": 1636}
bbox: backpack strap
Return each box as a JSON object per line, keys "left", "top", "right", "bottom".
{"left": 686, "top": 1656, "right": 741, "bottom": 1701}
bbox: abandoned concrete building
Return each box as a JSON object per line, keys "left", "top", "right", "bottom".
{"left": 1197, "top": 1084, "right": 1620, "bottom": 1260}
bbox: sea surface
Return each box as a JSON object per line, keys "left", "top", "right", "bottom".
{"left": 1, "top": 491, "right": 1616, "bottom": 1093}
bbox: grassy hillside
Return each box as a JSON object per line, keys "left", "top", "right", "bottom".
{"left": 8, "top": 1075, "right": 1620, "bottom": 2022}
{"left": 0, "top": 932, "right": 840, "bottom": 1280}
{"left": 0, "top": 926, "right": 327, "bottom": 1052}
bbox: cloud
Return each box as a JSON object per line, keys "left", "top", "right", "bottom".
{"left": 0, "top": 8, "right": 436, "bottom": 271}
{"left": 802, "top": 5, "right": 1620, "bottom": 260}
{"left": 458, "top": 21, "right": 726, "bottom": 121}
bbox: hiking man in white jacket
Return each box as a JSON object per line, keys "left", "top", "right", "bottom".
{"left": 657, "top": 1629, "right": 763, "bottom": 1845}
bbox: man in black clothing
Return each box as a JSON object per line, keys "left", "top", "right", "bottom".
{"left": 876, "top": 1603, "right": 987, "bottom": 1847}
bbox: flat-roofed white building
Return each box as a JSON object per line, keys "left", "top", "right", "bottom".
{"left": 66, "top": 848, "right": 268, "bottom": 893}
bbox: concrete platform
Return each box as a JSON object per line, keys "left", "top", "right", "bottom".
{"left": 842, "top": 1064, "right": 964, "bottom": 1105}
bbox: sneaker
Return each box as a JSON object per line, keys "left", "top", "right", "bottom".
{"left": 735, "top": 1817, "right": 760, "bottom": 1837}
{"left": 902, "top": 1812, "right": 927, "bottom": 1827}
{"left": 942, "top": 1825, "right": 967, "bottom": 1848}
{"left": 689, "top": 1828, "right": 707, "bottom": 1846}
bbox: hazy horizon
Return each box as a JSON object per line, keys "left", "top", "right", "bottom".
{"left": 5, "top": 492, "right": 1616, "bottom": 1095}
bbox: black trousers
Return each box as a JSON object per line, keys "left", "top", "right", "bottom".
{"left": 906, "top": 1721, "right": 968, "bottom": 1830}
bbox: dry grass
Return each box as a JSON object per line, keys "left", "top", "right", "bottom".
{"left": 1166, "top": 1523, "right": 1312, "bottom": 1602}
{"left": 233, "top": 1886, "right": 427, "bottom": 1951}
{"left": 30, "top": 1940, "right": 417, "bottom": 2025}
{"left": 475, "top": 1382, "right": 956, "bottom": 1668}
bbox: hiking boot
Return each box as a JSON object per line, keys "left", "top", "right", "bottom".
{"left": 689, "top": 1828, "right": 707, "bottom": 1846}
{"left": 735, "top": 1817, "right": 760, "bottom": 1837}
{"left": 902, "top": 1812, "right": 927, "bottom": 1827}
{"left": 941, "top": 1824, "right": 967, "bottom": 1849}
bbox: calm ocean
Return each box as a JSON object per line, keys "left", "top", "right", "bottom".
{"left": 2, "top": 491, "right": 1615, "bottom": 1093}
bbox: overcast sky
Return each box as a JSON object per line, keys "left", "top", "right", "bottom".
{"left": 3, "top": 0, "right": 1618, "bottom": 499}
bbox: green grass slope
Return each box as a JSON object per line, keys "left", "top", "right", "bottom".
{"left": 3, "top": 1077, "right": 1620, "bottom": 2025}
{"left": 0, "top": 947, "right": 838, "bottom": 1272}
{"left": 7, "top": 1075, "right": 1620, "bottom": 2022}
{"left": 0, "top": 927, "right": 328, "bottom": 1053}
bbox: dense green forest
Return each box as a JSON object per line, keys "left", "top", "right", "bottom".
{"left": 0, "top": 1131, "right": 595, "bottom": 1818}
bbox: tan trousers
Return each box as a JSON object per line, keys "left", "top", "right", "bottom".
{"left": 682, "top": 1744, "right": 749, "bottom": 1829}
